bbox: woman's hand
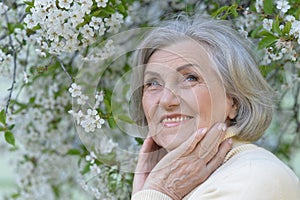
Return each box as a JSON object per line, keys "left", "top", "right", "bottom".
{"left": 140, "top": 123, "right": 232, "bottom": 200}
{"left": 132, "top": 136, "right": 167, "bottom": 195}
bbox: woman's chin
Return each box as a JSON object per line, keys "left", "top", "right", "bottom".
{"left": 153, "top": 137, "right": 181, "bottom": 152}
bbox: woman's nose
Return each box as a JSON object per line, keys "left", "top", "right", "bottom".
{"left": 159, "top": 86, "right": 180, "bottom": 110}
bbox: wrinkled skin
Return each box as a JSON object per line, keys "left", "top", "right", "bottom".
{"left": 132, "top": 123, "right": 232, "bottom": 199}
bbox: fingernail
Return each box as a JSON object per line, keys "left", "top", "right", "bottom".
{"left": 222, "top": 124, "right": 227, "bottom": 132}
{"left": 198, "top": 127, "right": 207, "bottom": 134}
{"left": 217, "top": 123, "right": 226, "bottom": 131}
{"left": 228, "top": 138, "right": 232, "bottom": 144}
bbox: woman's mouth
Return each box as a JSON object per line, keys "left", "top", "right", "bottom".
{"left": 161, "top": 115, "right": 192, "bottom": 128}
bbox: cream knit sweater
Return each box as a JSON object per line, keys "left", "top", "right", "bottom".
{"left": 132, "top": 142, "right": 300, "bottom": 200}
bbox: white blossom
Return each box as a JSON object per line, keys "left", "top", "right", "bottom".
{"left": 96, "top": 0, "right": 108, "bottom": 8}
{"left": 276, "top": 0, "right": 290, "bottom": 13}
{"left": 255, "top": 0, "right": 263, "bottom": 13}
{"left": 0, "top": 2, "right": 8, "bottom": 15}
{"left": 79, "top": 0, "right": 93, "bottom": 14}
{"left": 89, "top": 17, "right": 104, "bottom": 31}
{"left": 80, "top": 24, "right": 95, "bottom": 39}
{"left": 94, "top": 90, "right": 104, "bottom": 108}
{"left": 80, "top": 115, "right": 96, "bottom": 132}
{"left": 24, "top": 14, "right": 39, "bottom": 29}
{"left": 68, "top": 109, "right": 83, "bottom": 125}
{"left": 68, "top": 83, "right": 82, "bottom": 97}
{"left": 58, "top": 0, "right": 73, "bottom": 9}
{"left": 90, "top": 163, "right": 101, "bottom": 174}
{"left": 290, "top": 20, "right": 300, "bottom": 35}
{"left": 95, "top": 115, "right": 105, "bottom": 128}
{"left": 285, "top": 15, "right": 295, "bottom": 22}
{"left": 77, "top": 94, "right": 89, "bottom": 105}
{"left": 104, "top": 13, "right": 124, "bottom": 33}
{"left": 86, "top": 151, "right": 97, "bottom": 164}
{"left": 69, "top": 3, "right": 85, "bottom": 26}
{"left": 263, "top": 18, "right": 273, "bottom": 31}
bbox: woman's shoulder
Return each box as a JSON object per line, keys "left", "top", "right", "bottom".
{"left": 185, "top": 143, "right": 300, "bottom": 200}
{"left": 222, "top": 143, "right": 298, "bottom": 182}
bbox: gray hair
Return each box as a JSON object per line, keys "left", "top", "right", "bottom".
{"left": 130, "top": 15, "right": 273, "bottom": 141}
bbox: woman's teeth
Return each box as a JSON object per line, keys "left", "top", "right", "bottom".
{"left": 162, "top": 116, "right": 191, "bottom": 123}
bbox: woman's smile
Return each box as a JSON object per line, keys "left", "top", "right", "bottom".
{"left": 160, "top": 114, "right": 193, "bottom": 128}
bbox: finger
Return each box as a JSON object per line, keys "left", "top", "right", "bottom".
{"left": 196, "top": 123, "right": 227, "bottom": 161}
{"left": 140, "top": 136, "right": 162, "bottom": 153}
{"left": 179, "top": 127, "right": 208, "bottom": 156}
{"left": 157, "top": 128, "right": 207, "bottom": 166}
{"left": 205, "top": 138, "right": 232, "bottom": 173}
{"left": 140, "top": 137, "right": 155, "bottom": 153}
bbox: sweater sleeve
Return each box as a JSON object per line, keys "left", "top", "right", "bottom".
{"left": 131, "top": 190, "right": 173, "bottom": 200}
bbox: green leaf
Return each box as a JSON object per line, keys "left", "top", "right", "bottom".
{"left": 104, "top": 5, "right": 116, "bottom": 15}
{"left": 257, "top": 30, "right": 276, "bottom": 37}
{"left": 263, "top": 0, "right": 274, "bottom": 14}
{"left": 272, "top": 15, "right": 281, "bottom": 35}
{"left": 250, "top": 25, "right": 263, "bottom": 38}
{"left": 0, "top": 109, "right": 6, "bottom": 125}
{"left": 260, "top": 65, "right": 274, "bottom": 77}
{"left": 5, "top": 131, "right": 15, "bottom": 146}
{"left": 258, "top": 35, "right": 278, "bottom": 49}
{"left": 135, "top": 137, "right": 143, "bottom": 145}
{"left": 81, "top": 163, "right": 90, "bottom": 175}
{"left": 117, "top": 4, "right": 126, "bottom": 14}
{"left": 282, "top": 21, "right": 292, "bottom": 35}
{"left": 116, "top": 114, "right": 134, "bottom": 124}
{"left": 24, "top": 1, "right": 34, "bottom": 6}
{"left": 104, "top": 98, "right": 111, "bottom": 113}
{"left": 211, "top": 6, "right": 229, "bottom": 18}
{"left": 66, "top": 149, "right": 81, "bottom": 155}
{"left": 8, "top": 124, "right": 15, "bottom": 130}
{"left": 107, "top": 117, "right": 117, "bottom": 129}
{"left": 229, "top": 4, "right": 238, "bottom": 17}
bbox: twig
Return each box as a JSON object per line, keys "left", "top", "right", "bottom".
{"left": 56, "top": 57, "right": 74, "bottom": 82}
{"left": 4, "top": 8, "right": 17, "bottom": 114}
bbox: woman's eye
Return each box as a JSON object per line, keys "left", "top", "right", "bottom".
{"left": 144, "top": 79, "right": 162, "bottom": 90}
{"left": 185, "top": 74, "right": 198, "bottom": 82}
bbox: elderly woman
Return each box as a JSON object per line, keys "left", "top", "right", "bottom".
{"left": 130, "top": 15, "right": 300, "bottom": 200}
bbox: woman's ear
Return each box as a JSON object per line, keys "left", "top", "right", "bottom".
{"left": 227, "top": 96, "right": 238, "bottom": 120}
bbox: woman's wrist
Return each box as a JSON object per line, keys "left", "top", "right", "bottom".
{"left": 143, "top": 180, "right": 181, "bottom": 200}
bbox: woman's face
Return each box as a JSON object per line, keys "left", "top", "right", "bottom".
{"left": 142, "top": 40, "right": 237, "bottom": 151}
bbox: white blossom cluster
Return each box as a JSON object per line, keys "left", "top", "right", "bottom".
{"left": 80, "top": 39, "right": 116, "bottom": 62}
{"left": 0, "top": 3, "right": 31, "bottom": 78}
{"left": 5, "top": 73, "right": 86, "bottom": 200}
{"left": 261, "top": 15, "right": 300, "bottom": 65}
{"left": 78, "top": 161, "right": 132, "bottom": 200}
{"left": 23, "top": 0, "right": 124, "bottom": 55}
{"left": 234, "top": 0, "right": 300, "bottom": 69}
{"left": 68, "top": 83, "right": 105, "bottom": 133}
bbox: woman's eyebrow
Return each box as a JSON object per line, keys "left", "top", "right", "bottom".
{"left": 144, "top": 63, "right": 198, "bottom": 78}
{"left": 176, "top": 63, "right": 198, "bottom": 72}
{"left": 144, "top": 71, "right": 161, "bottom": 77}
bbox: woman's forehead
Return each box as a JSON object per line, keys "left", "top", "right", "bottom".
{"left": 145, "top": 40, "right": 218, "bottom": 75}
{"left": 149, "top": 40, "right": 212, "bottom": 63}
